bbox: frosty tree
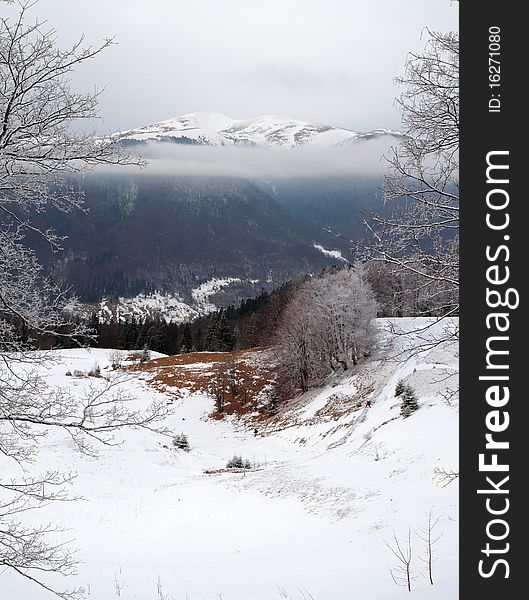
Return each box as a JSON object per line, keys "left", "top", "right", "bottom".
{"left": 275, "top": 267, "right": 377, "bottom": 394}
{"left": 1, "top": 0, "right": 138, "bottom": 346}
{"left": 0, "top": 2, "right": 167, "bottom": 597}
{"left": 310, "top": 267, "right": 378, "bottom": 371}
{"left": 367, "top": 22, "right": 459, "bottom": 325}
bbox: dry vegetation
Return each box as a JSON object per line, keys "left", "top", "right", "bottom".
{"left": 129, "top": 348, "right": 278, "bottom": 418}
{"left": 129, "top": 346, "right": 379, "bottom": 435}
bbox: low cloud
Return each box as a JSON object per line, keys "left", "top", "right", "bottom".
{"left": 103, "top": 138, "right": 397, "bottom": 180}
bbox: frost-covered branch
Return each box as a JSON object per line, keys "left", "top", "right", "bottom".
{"left": 365, "top": 26, "right": 459, "bottom": 325}
{"left": 0, "top": 1, "right": 152, "bottom": 596}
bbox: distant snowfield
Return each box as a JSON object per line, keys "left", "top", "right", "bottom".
{"left": 313, "top": 243, "right": 348, "bottom": 263}
{"left": 1, "top": 319, "right": 459, "bottom": 600}
{"left": 99, "top": 292, "right": 199, "bottom": 323}
{"left": 191, "top": 277, "right": 242, "bottom": 313}
{"left": 82, "top": 278, "right": 245, "bottom": 324}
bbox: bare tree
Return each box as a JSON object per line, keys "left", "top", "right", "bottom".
{"left": 156, "top": 574, "right": 175, "bottom": 600}
{"left": 386, "top": 528, "right": 415, "bottom": 592}
{"left": 0, "top": 0, "right": 141, "bottom": 341}
{"left": 275, "top": 294, "right": 313, "bottom": 393}
{"left": 310, "top": 267, "right": 377, "bottom": 371}
{"left": 113, "top": 571, "right": 124, "bottom": 597}
{"left": 0, "top": 368, "right": 171, "bottom": 598}
{"left": 0, "top": 2, "right": 166, "bottom": 597}
{"left": 226, "top": 355, "right": 238, "bottom": 398}
{"left": 1, "top": 1, "right": 136, "bottom": 217}
{"left": 210, "top": 365, "right": 227, "bottom": 414}
{"left": 417, "top": 510, "right": 442, "bottom": 586}
{"left": 1, "top": 0, "right": 140, "bottom": 352}
{"left": 367, "top": 24, "right": 459, "bottom": 328}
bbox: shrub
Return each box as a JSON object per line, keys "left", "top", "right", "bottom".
{"left": 88, "top": 363, "right": 101, "bottom": 377}
{"left": 226, "top": 455, "right": 252, "bottom": 470}
{"left": 110, "top": 349, "right": 123, "bottom": 370}
{"left": 172, "top": 433, "right": 190, "bottom": 451}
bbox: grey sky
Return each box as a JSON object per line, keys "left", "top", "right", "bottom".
{"left": 21, "top": 0, "right": 457, "bottom": 133}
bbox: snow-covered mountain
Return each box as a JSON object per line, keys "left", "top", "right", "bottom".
{"left": 117, "top": 112, "right": 400, "bottom": 148}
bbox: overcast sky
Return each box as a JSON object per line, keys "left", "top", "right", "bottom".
{"left": 13, "top": 0, "right": 458, "bottom": 134}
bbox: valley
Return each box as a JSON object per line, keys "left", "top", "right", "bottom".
{"left": 1, "top": 319, "right": 459, "bottom": 600}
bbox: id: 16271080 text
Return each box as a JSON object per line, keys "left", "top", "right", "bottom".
{"left": 489, "top": 26, "right": 501, "bottom": 113}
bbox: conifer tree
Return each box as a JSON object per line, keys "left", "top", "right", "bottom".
{"left": 400, "top": 385, "right": 419, "bottom": 418}
{"left": 216, "top": 311, "right": 234, "bottom": 352}
{"left": 157, "top": 323, "right": 170, "bottom": 355}
{"left": 395, "top": 379, "right": 407, "bottom": 396}
{"left": 180, "top": 323, "right": 193, "bottom": 354}
{"left": 206, "top": 312, "right": 220, "bottom": 351}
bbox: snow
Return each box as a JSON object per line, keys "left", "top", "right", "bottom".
{"left": 118, "top": 112, "right": 401, "bottom": 149}
{"left": 313, "top": 243, "right": 348, "bottom": 262}
{"left": 72, "top": 279, "right": 259, "bottom": 325}
{"left": 1, "top": 318, "right": 458, "bottom": 600}
{"left": 97, "top": 292, "right": 199, "bottom": 324}
{"left": 191, "top": 277, "right": 241, "bottom": 313}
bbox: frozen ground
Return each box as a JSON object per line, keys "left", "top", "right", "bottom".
{"left": 1, "top": 318, "right": 458, "bottom": 600}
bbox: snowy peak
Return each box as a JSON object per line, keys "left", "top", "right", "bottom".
{"left": 118, "top": 112, "right": 400, "bottom": 149}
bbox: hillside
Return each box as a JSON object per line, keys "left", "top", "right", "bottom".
{"left": 2, "top": 318, "right": 458, "bottom": 600}
{"left": 28, "top": 175, "right": 342, "bottom": 304}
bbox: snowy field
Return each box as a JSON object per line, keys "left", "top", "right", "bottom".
{"left": 1, "top": 318, "right": 458, "bottom": 600}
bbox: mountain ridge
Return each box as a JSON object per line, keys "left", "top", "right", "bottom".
{"left": 117, "top": 112, "right": 401, "bottom": 149}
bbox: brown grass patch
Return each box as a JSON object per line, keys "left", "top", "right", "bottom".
{"left": 128, "top": 347, "right": 278, "bottom": 419}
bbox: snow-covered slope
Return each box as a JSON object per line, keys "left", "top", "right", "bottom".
{"left": 2, "top": 318, "right": 458, "bottom": 600}
{"left": 190, "top": 277, "right": 242, "bottom": 313}
{"left": 118, "top": 112, "right": 400, "bottom": 149}
{"left": 94, "top": 292, "right": 199, "bottom": 324}
{"left": 73, "top": 279, "right": 249, "bottom": 324}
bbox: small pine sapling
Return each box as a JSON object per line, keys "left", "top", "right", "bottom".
{"left": 265, "top": 392, "right": 280, "bottom": 416}
{"left": 400, "top": 385, "right": 419, "bottom": 418}
{"left": 173, "top": 433, "right": 190, "bottom": 451}
{"left": 140, "top": 345, "right": 151, "bottom": 363}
